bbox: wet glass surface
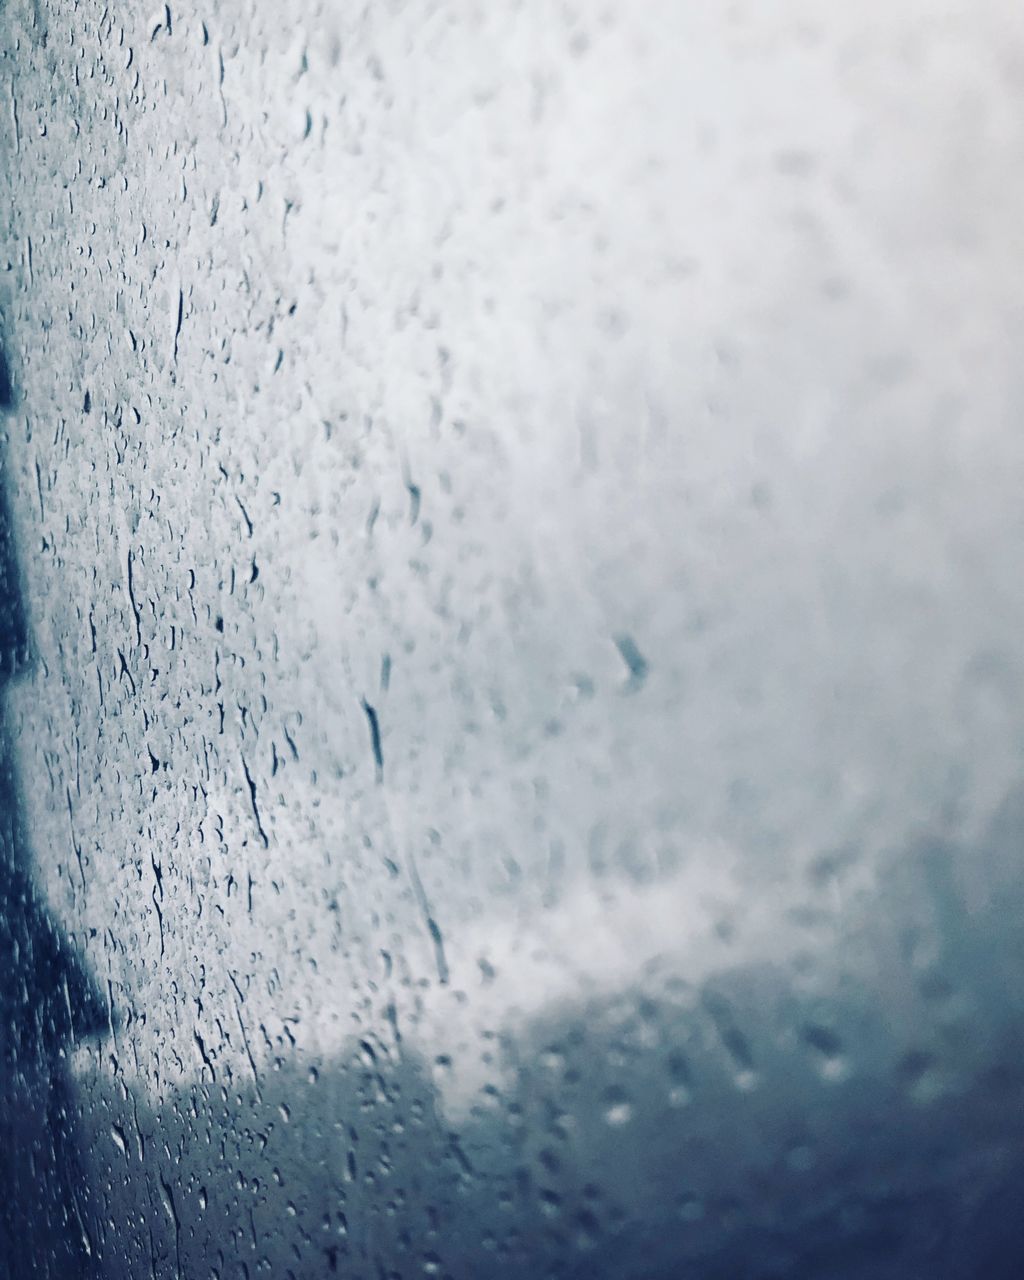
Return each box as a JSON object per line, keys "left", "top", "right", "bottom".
{"left": 2, "top": 2, "right": 1024, "bottom": 1277}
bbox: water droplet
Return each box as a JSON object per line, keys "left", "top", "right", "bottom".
{"left": 602, "top": 1088, "right": 633, "bottom": 1127}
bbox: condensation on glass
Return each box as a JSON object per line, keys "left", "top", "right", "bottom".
{"left": 1, "top": 1, "right": 1024, "bottom": 1277}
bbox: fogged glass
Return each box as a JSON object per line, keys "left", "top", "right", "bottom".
{"left": 2, "top": 2, "right": 1024, "bottom": 1277}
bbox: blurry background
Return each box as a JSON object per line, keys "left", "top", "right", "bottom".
{"left": 2, "top": 0, "right": 1024, "bottom": 1275}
